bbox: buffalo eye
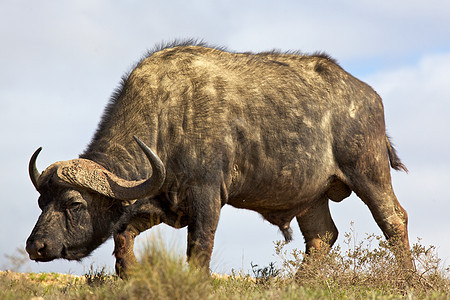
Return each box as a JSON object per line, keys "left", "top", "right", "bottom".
{"left": 65, "top": 201, "right": 86, "bottom": 224}
{"left": 63, "top": 190, "right": 87, "bottom": 211}
{"left": 66, "top": 199, "right": 86, "bottom": 211}
{"left": 69, "top": 202, "right": 82, "bottom": 210}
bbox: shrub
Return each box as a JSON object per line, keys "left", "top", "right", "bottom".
{"left": 274, "top": 225, "right": 450, "bottom": 298}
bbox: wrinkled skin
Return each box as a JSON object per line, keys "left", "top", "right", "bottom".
{"left": 27, "top": 185, "right": 125, "bottom": 262}
{"left": 27, "top": 41, "right": 413, "bottom": 277}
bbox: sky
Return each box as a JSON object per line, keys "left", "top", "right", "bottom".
{"left": 1, "top": 0, "right": 449, "bottom": 275}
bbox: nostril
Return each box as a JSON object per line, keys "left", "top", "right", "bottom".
{"left": 26, "top": 240, "right": 46, "bottom": 259}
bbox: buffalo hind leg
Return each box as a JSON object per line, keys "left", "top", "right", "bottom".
{"left": 186, "top": 185, "right": 221, "bottom": 271}
{"left": 350, "top": 173, "right": 413, "bottom": 270}
{"left": 359, "top": 184, "right": 413, "bottom": 270}
{"left": 296, "top": 197, "right": 338, "bottom": 256}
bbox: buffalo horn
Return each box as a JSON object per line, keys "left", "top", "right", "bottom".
{"left": 56, "top": 136, "right": 166, "bottom": 201}
{"left": 29, "top": 147, "right": 42, "bottom": 190}
{"left": 120, "top": 135, "right": 167, "bottom": 199}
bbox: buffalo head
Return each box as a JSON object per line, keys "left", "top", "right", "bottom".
{"left": 26, "top": 136, "right": 165, "bottom": 262}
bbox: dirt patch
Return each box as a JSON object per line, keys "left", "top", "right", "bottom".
{"left": 0, "top": 270, "right": 85, "bottom": 287}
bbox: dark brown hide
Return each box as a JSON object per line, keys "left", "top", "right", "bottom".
{"left": 27, "top": 42, "right": 412, "bottom": 276}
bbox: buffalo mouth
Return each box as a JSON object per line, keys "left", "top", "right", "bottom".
{"left": 28, "top": 245, "right": 84, "bottom": 262}
{"left": 26, "top": 239, "right": 68, "bottom": 262}
{"left": 27, "top": 249, "right": 60, "bottom": 262}
{"left": 32, "top": 256, "right": 55, "bottom": 263}
{"left": 26, "top": 233, "right": 99, "bottom": 262}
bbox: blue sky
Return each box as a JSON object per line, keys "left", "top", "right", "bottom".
{"left": 1, "top": 0, "right": 449, "bottom": 274}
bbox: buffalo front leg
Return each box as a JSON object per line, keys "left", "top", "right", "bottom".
{"left": 113, "top": 227, "right": 138, "bottom": 278}
{"left": 186, "top": 185, "right": 221, "bottom": 271}
{"left": 296, "top": 197, "right": 338, "bottom": 255}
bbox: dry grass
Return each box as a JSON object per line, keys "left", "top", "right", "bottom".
{"left": 1, "top": 227, "right": 449, "bottom": 299}
{"left": 274, "top": 228, "right": 450, "bottom": 299}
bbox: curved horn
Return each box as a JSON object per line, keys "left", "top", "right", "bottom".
{"left": 29, "top": 147, "right": 43, "bottom": 190}
{"left": 56, "top": 137, "right": 166, "bottom": 201}
{"left": 125, "top": 135, "right": 166, "bottom": 198}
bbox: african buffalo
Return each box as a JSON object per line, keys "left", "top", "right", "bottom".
{"left": 26, "top": 41, "right": 412, "bottom": 276}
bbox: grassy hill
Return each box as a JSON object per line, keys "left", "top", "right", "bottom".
{"left": 1, "top": 231, "right": 448, "bottom": 299}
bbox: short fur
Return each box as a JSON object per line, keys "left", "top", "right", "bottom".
{"left": 27, "top": 41, "right": 413, "bottom": 276}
